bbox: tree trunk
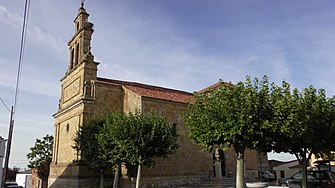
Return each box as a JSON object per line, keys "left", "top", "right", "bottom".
{"left": 42, "top": 178, "right": 48, "bottom": 188}
{"left": 113, "top": 163, "right": 120, "bottom": 188}
{"left": 301, "top": 162, "right": 308, "bottom": 188}
{"left": 136, "top": 163, "right": 141, "bottom": 188}
{"left": 100, "top": 170, "right": 104, "bottom": 188}
{"left": 236, "top": 149, "right": 245, "bottom": 188}
{"left": 259, "top": 152, "right": 263, "bottom": 182}
{"left": 301, "top": 150, "right": 308, "bottom": 188}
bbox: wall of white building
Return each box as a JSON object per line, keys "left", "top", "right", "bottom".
{"left": 273, "top": 160, "right": 299, "bottom": 179}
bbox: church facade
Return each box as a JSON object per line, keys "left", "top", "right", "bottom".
{"left": 48, "top": 4, "right": 269, "bottom": 188}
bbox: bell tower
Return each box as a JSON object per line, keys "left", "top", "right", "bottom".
{"left": 57, "top": 2, "right": 99, "bottom": 111}
{"left": 49, "top": 3, "right": 99, "bottom": 187}
{"left": 67, "top": 2, "right": 95, "bottom": 72}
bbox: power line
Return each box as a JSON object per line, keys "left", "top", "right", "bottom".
{"left": 0, "top": 97, "right": 10, "bottom": 112}
{"left": 1, "top": 0, "right": 31, "bottom": 187}
{"left": 13, "top": 0, "right": 31, "bottom": 115}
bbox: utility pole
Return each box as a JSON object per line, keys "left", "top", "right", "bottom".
{"left": 1, "top": 106, "right": 14, "bottom": 188}
{"left": 0, "top": 136, "right": 6, "bottom": 188}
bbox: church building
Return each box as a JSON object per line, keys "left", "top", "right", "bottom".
{"left": 48, "top": 3, "right": 269, "bottom": 188}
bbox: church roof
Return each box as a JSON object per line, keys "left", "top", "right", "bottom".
{"left": 197, "top": 81, "right": 231, "bottom": 93}
{"left": 97, "top": 77, "right": 194, "bottom": 103}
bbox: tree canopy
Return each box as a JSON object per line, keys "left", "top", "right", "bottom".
{"left": 73, "top": 113, "right": 125, "bottom": 188}
{"left": 270, "top": 83, "right": 335, "bottom": 188}
{"left": 124, "top": 112, "right": 178, "bottom": 167}
{"left": 74, "top": 114, "right": 120, "bottom": 172}
{"left": 74, "top": 111, "right": 178, "bottom": 188}
{"left": 183, "top": 76, "right": 273, "bottom": 188}
{"left": 26, "top": 134, "right": 53, "bottom": 188}
{"left": 184, "top": 75, "right": 335, "bottom": 188}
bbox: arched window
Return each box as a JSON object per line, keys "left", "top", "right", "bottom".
{"left": 75, "top": 43, "right": 79, "bottom": 65}
{"left": 66, "top": 124, "right": 70, "bottom": 132}
{"left": 70, "top": 48, "right": 74, "bottom": 69}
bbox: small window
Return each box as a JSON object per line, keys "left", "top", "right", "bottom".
{"left": 76, "top": 22, "right": 80, "bottom": 31}
{"left": 280, "top": 170, "right": 285, "bottom": 178}
{"left": 66, "top": 124, "right": 70, "bottom": 132}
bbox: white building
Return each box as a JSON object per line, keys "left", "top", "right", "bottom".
{"left": 272, "top": 160, "right": 299, "bottom": 179}
{"left": 16, "top": 170, "right": 32, "bottom": 188}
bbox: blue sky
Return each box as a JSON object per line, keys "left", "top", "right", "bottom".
{"left": 1, "top": 0, "right": 335, "bottom": 168}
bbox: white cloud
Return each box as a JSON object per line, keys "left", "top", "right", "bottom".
{"left": 0, "top": 4, "right": 68, "bottom": 58}
{"left": 0, "top": 5, "right": 21, "bottom": 28}
{"left": 20, "top": 66, "right": 60, "bottom": 97}
{"left": 26, "top": 23, "right": 68, "bottom": 56}
{"left": 0, "top": 57, "right": 17, "bottom": 88}
{"left": 0, "top": 57, "right": 60, "bottom": 97}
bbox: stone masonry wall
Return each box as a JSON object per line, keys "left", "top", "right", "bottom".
{"left": 123, "top": 86, "right": 141, "bottom": 114}
{"left": 93, "top": 81, "right": 124, "bottom": 115}
{"left": 53, "top": 104, "right": 84, "bottom": 165}
{"left": 139, "top": 97, "right": 212, "bottom": 183}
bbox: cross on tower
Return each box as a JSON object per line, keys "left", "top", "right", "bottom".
{"left": 81, "top": 0, "right": 85, "bottom": 7}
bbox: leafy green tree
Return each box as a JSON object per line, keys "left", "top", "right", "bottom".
{"left": 97, "top": 112, "right": 129, "bottom": 188}
{"left": 121, "top": 112, "right": 179, "bottom": 188}
{"left": 74, "top": 111, "right": 178, "bottom": 188}
{"left": 270, "top": 83, "right": 335, "bottom": 188}
{"left": 183, "top": 76, "right": 273, "bottom": 188}
{"left": 73, "top": 114, "right": 123, "bottom": 188}
{"left": 26, "top": 134, "right": 53, "bottom": 188}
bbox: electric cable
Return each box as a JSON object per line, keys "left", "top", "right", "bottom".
{"left": 13, "top": 0, "right": 31, "bottom": 116}
{"left": 0, "top": 97, "right": 10, "bottom": 112}
{"left": 1, "top": 0, "right": 31, "bottom": 187}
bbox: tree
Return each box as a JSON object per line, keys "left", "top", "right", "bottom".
{"left": 117, "top": 112, "right": 178, "bottom": 188}
{"left": 96, "top": 112, "right": 129, "bottom": 188}
{"left": 183, "top": 76, "right": 273, "bottom": 188}
{"left": 6, "top": 167, "right": 20, "bottom": 182}
{"left": 74, "top": 111, "right": 178, "bottom": 188}
{"left": 270, "top": 83, "right": 335, "bottom": 188}
{"left": 26, "top": 134, "right": 53, "bottom": 188}
{"left": 73, "top": 114, "right": 124, "bottom": 188}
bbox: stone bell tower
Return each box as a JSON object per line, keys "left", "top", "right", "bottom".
{"left": 48, "top": 3, "right": 99, "bottom": 187}
{"left": 67, "top": 2, "right": 95, "bottom": 72}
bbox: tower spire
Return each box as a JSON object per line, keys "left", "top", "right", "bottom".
{"left": 67, "top": 2, "right": 94, "bottom": 73}
{"left": 81, "top": 0, "right": 85, "bottom": 8}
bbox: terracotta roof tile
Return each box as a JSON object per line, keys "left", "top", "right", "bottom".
{"left": 198, "top": 81, "right": 231, "bottom": 93}
{"left": 96, "top": 77, "right": 194, "bottom": 103}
